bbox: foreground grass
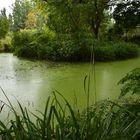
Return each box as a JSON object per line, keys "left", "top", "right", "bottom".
{"left": 0, "top": 90, "right": 140, "bottom": 140}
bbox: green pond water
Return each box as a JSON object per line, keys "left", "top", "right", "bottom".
{"left": 0, "top": 53, "right": 140, "bottom": 117}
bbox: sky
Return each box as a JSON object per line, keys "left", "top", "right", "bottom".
{"left": 0, "top": 0, "right": 15, "bottom": 15}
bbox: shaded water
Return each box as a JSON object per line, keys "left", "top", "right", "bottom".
{"left": 0, "top": 53, "right": 140, "bottom": 114}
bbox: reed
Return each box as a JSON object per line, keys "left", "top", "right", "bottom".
{"left": 0, "top": 88, "right": 140, "bottom": 139}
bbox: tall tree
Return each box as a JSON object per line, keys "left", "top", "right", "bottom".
{"left": 8, "top": 14, "right": 13, "bottom": 32}
{"left": 25, "top": 6, "right": 46, "bottom": 31}
{"left": 41, "top": 0, "right": 111, "bottom": 39}
{"left": 12, "top": 0, "right": 33, "bottom": 31}
{"left": 0, "top": 8, "right": 9, "bottom": 39}
{"left": 113, "top": 0, "right": 140, "bottom": 33}
{"left": 79, "top": 0, "right": 110, "bottom": 39}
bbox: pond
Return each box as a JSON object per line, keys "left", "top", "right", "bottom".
{"left": 0, "top": 53, "right": 140, "bottom": 116}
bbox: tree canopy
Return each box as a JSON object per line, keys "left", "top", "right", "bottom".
{"left": 12, "top": 0, "right": 34, "bottom": 31}
{"left": 113, "top": 0, "right": 140, "bottom": 33}
{"left": 0, "top": 8, "right": 9, "bottom": 39}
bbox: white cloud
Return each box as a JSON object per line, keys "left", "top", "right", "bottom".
{"left": 0, "top": 0, "right": 15, "bottom": 15}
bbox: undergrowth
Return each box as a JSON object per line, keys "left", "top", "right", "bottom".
{"left": 0, "top": 89, "right": 140, "bottom": 140}
{"left": 12, "top": 30, "right": 139, "bottom": 62}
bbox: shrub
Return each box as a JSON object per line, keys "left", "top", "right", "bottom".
{"left": 12, "top": 30, "right": 37, "bottom": 58}
{"left": 12, "top": 30, "right": 91, "bottom": 61}
{"left": 118, "top": 68, "right": 140, "bottom": 97}
{"left": 95, "top": 44, "right": 116, "bottom": 61}
{"left": 113, "top": 42, "right": 139, "bottom": 60}
{"left": 94, "top": 41, "right": 139, "bottom": 61}
{"left": 0, "top": 34, "right": 12, "bottom": 52}
{"left": 124, "top": 35, "right": 140, "bottom": 45}
{"left": 12, "top": 30, "right": 139, "bottom": 62}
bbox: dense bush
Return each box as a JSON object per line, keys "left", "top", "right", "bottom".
{"left": 124, "top": 35, "right": 140, "bottom": 45}
{"left": 12, "top": 30, "right": 91, "bottom": 61}
{"left": 118, "top": 68, "right": 140, "bottom": 97}
{"left": 12, "top": 31, "right": 40, "bottom": 58}
{"left": 0, "top": 35, "right": 12, "bottom": 52}
{"left": 0, "top": 42, "right": 2, "bottom": 52}
{"left": 95, "top": 41, "right": 139, "bottom": 61}
{"left": 12, "top": 30, "right": 139, "bottom": 62}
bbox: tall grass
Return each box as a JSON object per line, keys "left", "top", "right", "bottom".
{"left": 95, "top": 41, "right": 139, "bottom": 61}
{"left": 0, "top": 86, "right": 140, "bottom": 139}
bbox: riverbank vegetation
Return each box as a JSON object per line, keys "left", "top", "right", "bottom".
{"left": 11, "top": 30, "right": 139, "bottom": 61}
{"left": 0, "top": 0, "right": 140, "bottom": 61}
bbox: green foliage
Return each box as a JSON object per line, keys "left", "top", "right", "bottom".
{"left": 1, "top": 92, "right": 140, "bottom": 139}
{"left": 95, "top": 41, "right": 139, "bottom": 61}
{"left": 81, "top": 99, "right": 140, "bottom": 140}
{"left": 12, "top": 30, "right": 91, "bottom": 61}
{"left": 83, "top": 0, "right": 111, "bottom": 39}
{"left": 12, "top": 31, "right": 50, "bottom": 59}
{"left": 12, "top": 30, "right": 43, "bottom": 58}
{"left": 113, "top": 0, "right": 140, "bottom": 33}
{"left": 0, "top": 8, "right": 9, "bottom": 39}
{"left": 0, "top": 42, "right": 2, "bottom": 51}
{"left": 10, "top": 0, "right": 140, "bottom": 61}
{"left": 42, "top": 0, "right": 112, "bottom": 42}
{"left": 126, "top": 35, "right": 140, "bottom": 45}
{"left": 12, "top": 30, "right": 139, "bottom": 61}
{"left": 123, "top": 27, "right": 140, "bottom": 45}
{"left": 12, "top": 0, "right": 34, "bottom": 31}
{"left": 0, "top": 34, "right": 12, "bottom": 52}
{"left": 118, "top": 68, "right": 140, "bottom": 97}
